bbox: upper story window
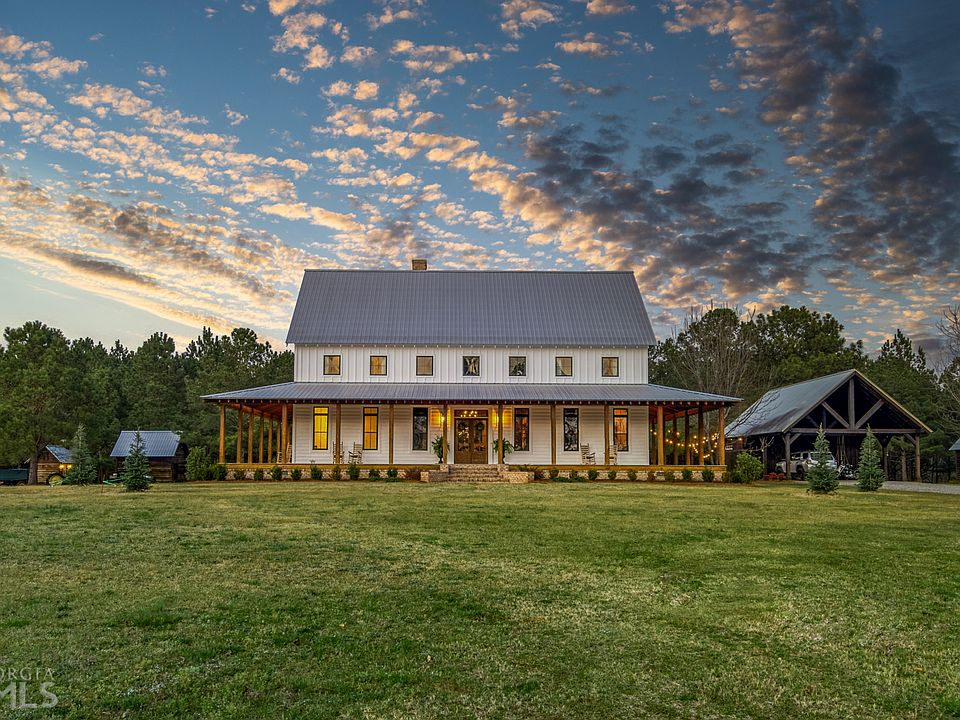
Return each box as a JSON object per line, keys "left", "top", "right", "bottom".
{"left": 323, "top": 354, "right": 341, "bottom": 375}
{"left": 463, "top": 355, "right": 480, "bottom": 377}
{"left": 313, "top": 407, "right": 328, "bottom": 450}
{"left": 602, "top": 357, "right": 619, "bottom": 377}
{"left": 555, "top": 356, "right": 573, "bottom": 377}
{"left": 509, "top": 356, "right": 526, "bottom": 377}
{"left": 370, "top": 355, "right": 387, "bottom": 376}
{"left": 416, "top": 355, "right": 434, "bottom": 376}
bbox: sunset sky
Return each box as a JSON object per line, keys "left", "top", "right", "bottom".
{"left": 1, "top": 0, "right": 957, "bottom": 351}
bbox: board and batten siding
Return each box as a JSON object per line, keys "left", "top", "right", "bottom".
{"left": 294, "top": 346, "right": 648, "bottom": 384}
{"left": 291, "top": 404, "right": 650, "bottom": 465}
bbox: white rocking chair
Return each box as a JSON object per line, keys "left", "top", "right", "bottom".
{"left": 580, "top": 444, "right": 596, "bottom": 465}
{"left": 347, "top": 442, "right": 363, "bottom": 464}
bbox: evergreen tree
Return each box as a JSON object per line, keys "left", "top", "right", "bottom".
{"left": 121, "top": 431, "right": 151, "bottom": 492}
{"left": 856, "top": 427, "right": 884, "bottom": 491}
{"left": 63, "top": 424, "right": 97, "bottom": 486}
{"left": 807, "top": 425, "right": 839, "bottom": 494}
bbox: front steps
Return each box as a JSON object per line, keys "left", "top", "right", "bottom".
{"left": 426, "top": 465, "right": 531, "bottom": 483}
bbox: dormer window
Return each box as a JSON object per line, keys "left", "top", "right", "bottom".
{"left": 602, "top": 357, "right": 619, "bottom": 377}
{"left": 463, "top": 355, "right": 480, "bottom": 377}
{"left": 416, "top": 355, "right": 434, "bottom": 376}
{"left": 323, "top": 355, "right": 341, "bottom": 375}
{"left": 509, "top": 356, "right": 526, "bottom": 377}
{"left": 370, "top": 355, "right": 387, "bottom": 376}
{"left": 555, "top": 356, "right": 573, "bottom": 377}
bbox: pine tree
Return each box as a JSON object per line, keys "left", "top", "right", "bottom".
{"left": 121, "top": 431, "right": 151, "bottom": 492}
{"left": 806, "top": 425, "right": 839, "bottom": 494}
{"left": 856, "top": 426, "right": 885, "bottom": 491}
{"left": 63, "top": 424, "right": 97, "bottom": 485}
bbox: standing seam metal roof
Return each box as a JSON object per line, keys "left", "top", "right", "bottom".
{"left": 45, "top": 445, "right": 73, "bottom": 463}
{"left": 285, "top": 270, "right": 657, "bottom": 347}
{"left": 110, "top": 431, "right": 183, "bottom": 458}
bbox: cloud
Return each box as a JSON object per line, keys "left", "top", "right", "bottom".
{"left": 353, "top": 80, "right": 379, "bottom": 100}
{"left": 303, "top": 44, "right": 334, "bottom": 69}
{"left": 260, "top": 201, "right": 363, "bottom": 231}
{"left": 274, "top": 67, "right": 301, "bottom": 83}
{"left": 28, "top": 56, "right": 87, "bottom": 79}
{"left": 555, "top": 33, "right": 619, "bottom": 58}
{"left": 584, "top": 0, "right": 634, "bottom": 16}
{"left": 341, "top": 46, "right": 375, "bottom": 65}
{"left": 390, "top": 40, "right": 491, "bottom": 74}
{"left": 367, "top": 0, "right": 424, "bottom": 30}
{"left": 224, "top": 104, "right": 248, "bottom": 126}
{"left": 500, "top": 0, "right": 560, "bottom": 39}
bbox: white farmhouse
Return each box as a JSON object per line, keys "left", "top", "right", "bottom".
{"left": 205, "top": 265, "right": 736, "bottom": 478}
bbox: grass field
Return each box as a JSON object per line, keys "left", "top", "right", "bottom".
{"left": 1, "top": 481, "right": 959, "bottom": 719}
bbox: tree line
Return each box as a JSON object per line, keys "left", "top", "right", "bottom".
{"left": 0, "top": 304, "right": 956, "bottom": 483}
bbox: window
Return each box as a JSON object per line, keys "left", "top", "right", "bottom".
{"left": 555, "top": 356, "right": 573, "bottom": 377}
{"left": 323, "top": 354, "right": 340, "bottom": 375}
{"left": 370, "top": 355, "right": 387, "bottom": 376}
{"left": 509, "top": 356, "right": 526, "bottom": 377}
{"left": 412, "top": 407, "right": 428, "bottom": 451}
{"left": 563, "top": 408, "right": 579, "bottom": 451}
{"left": 363, "top": 407, "right": 378, "bottom": 450}
{"left": 602, "top": 357, "right": 619, "bottom": 377}
{"left": 313, "top": 407, "right": 329, "bottom": 450}
{"left": 513, "top": 408, "right": 529, "bottom": 451}
{"left": 416, "top": 355, "right": 433, "bottom": 376}
{"left": 463, "top": 355, "right": 480, "bottom": 377}
{"left": 613, "top": 408, "right": 628, "bottom": 451}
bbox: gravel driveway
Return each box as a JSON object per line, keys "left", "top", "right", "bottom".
{"left": 839, "top": 480, "right": 960, "bottom": 495}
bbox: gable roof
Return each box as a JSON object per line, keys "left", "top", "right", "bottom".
{"left": 45, "top": 445, "right": 73, "bottom": 463}
{"left": 727, "top": 369, "right": 931, "bottom": 437}
{"left": 951, "top": 438, "right": 960, "bottom": 452}
{"left": 110, "top": 431, "right": 183, "bottom": 459}
{"left": 285, "top": 270, "right": 657, "bottom": 347}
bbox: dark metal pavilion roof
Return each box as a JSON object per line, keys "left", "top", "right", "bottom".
{"left": 285, "top": 270, "right": 658, "bottom": 347}
{"left": 110, "top": 431, "right": 183, "bottom": 459}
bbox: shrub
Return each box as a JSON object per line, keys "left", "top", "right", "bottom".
{"left": 532, "top": 467, "right": 545, "bottom": 481}
{"left": 548, "top": 468, "right": 560, "bottom": 481}
{"left": 731, "top": 453, "right": 763, "bottom": 484}
{"left": 587, "top": 469, "right": 599, "bottom": 481}
{"left": 627, "top": 469, "right": 638, "bottom": 481}
{"left": 681, "top": 468, "right": 693, "bottom": 482}
{"left": 211, "top": 464, "right": 228, "bottom": 482}
{"left": 368, "top": 468, "right": 381, "bottom": 481}
{"left": 290, "top": 468, "right": 303, "bottom": 482}
{"left": 702, "top": 468, "right": 715, "bottom": 483}
{"left": 121, "top": 430, "right": 151, "bottom": 492}
{"left": 347, "top": 463, "right": 361, "bottom": 481}
{"left": 402, "top": 466, "right": 422, "bottom": 481}
{"left": 186, "top": 446, "right": 211, "bottom": 482}
{"left": 646, "top": 470, "right": 656, "bottom": 482}
{"left": 253, "top": 468, "right": 264, "bottom": 482}
{"left": 856, "top": 427, "right": 884, "bottom": 492}
{"left": 607, "top": 469, "right": 618, "bottom": 480}
{"left": 807, "top": 425, "right": 839, "bottom": 494}
{"left": 386, "top": 467, "right": 400, "bottom": 481}
{"left": 232, "top": 468, "right": 247, "bottom": 482}
{"left": 310, "top": 464, "right": 322, "bottom": 481}
{"left": 269, "top": 465, "right": 283, "bottom": 482}
{"left": 568, "top": 469, "right": 579, "bottom": 482}
{"left": 330, "top": 465, "right": 342, "bottom": 481}
{"left": 663, "top": 470, "right": 676, "bottom": 482}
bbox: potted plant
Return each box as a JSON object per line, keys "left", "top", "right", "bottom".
{"left": 431, "top": 436, "right": 448, "bottom": 464}
{"left": 491, "top": 438, "right": 514, "bottom": 463}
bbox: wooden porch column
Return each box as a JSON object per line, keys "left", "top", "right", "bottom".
{"left": 784, "top": 432, "right": 792, "bottom": 480}
{"left": 603, "top": 404, "right": 610, "bottom": 465}
{"left": 550, "top": 404, "right": 557, "bottom": 465}
{"left": 247, "top": 409, "right": 254, "bottom": 464}
{"left": 442, "top": 404, "right": 449, "bottom": 464}
{"left": 913, "top": 434, "right": 922, "bottom": 481}
{"left": 258, "top": 413, "right": 264, "bottom": 464}
{"left": 388, "top": 404, "right": 394, "bottom": 465}
{"left": 236, "top": 407, "right": 243, "bottom": 464}
{"left": 697, "top": 404, "right": 704, "bottom": 464}
{"left": 218, "top": 404, "right": 226, "bottom": 464}
{"left": 684, "top": 409, "right": 691, "bottom": 465}
{"left": 672, "top": 414, "right": 679, "bottom": 465}
{"left": 280, "top": 405, "right": 288, "bottom": 464}
{"left": 268, "top": 419, "right": 273, "bottom": 464}
{"left": 656, "top": 405, "right": 664, "bottom": 467}
{"left": 718, "top": 407, "right": 726, "bottom": 467}
{"left": 335, "top": 404, "right": 342, "bottom": 464}
{"left": 497, "top": 404, "right": 504, "bottom": 464}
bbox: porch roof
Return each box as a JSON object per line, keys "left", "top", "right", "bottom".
{"left": 203, "top": 382, "right": 738, "bottom": 406}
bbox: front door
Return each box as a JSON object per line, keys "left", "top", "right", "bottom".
{"left": 454, "top": 417, "right": 488, "bottom": 464}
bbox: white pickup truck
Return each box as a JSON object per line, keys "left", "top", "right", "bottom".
{"left": 776, "top": 451, "right": 837, "bottom": 479}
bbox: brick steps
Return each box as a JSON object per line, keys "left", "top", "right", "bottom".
{"left": 445, "top": 465, "right": 503, "bottom": 483}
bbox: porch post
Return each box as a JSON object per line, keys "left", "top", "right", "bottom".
{"left": 913, "top": 434, "right": 921, "bottom": 481}
{"left": 335, "top": 404, "right": 342, "bottom": 464}
{"left": 218, "top": 404, "right": 226, "bottom": 464}
{"left": 442, "top": 404, "right": 449, "bottom": 464}
{"left": 550, "top": 404, "right": 557, "bottom": 465}
{"left": 656, "top": 405, "right": 664, "bottom": 467}
{"left": 268, "top": 418, "right": 273, "bottom": 464}
{"left": 388, "top": 404, "right": 394, "bottom": 466}
{"left": 603, "top": 404, "right": 610, "bottom": 465}
{"left": 684, "top": 409, "right": 691, "bottom": 465}
{"left": 247, "top": 408, "right": 254, "bottom": 464}
{"left": 258, "top": 413, "right": 264, "bottom": 464}
{"left": 497, "top": 404, "right": 504, "bottom": 464}
{"left": 236, "top": 407, "right": 243, "bottom": 464}
{"left": 784, "top": 432, "right": 792, "bottom": 480}
{"left": 718, "top": 406, "right": 726, "bottom": 467}
{"left": 672, "top": 414, "right": 679, "bottom": 465}
{"left": 697, "top": 403, "right": 704, "bottom": 464}
{"left": 280, "top": 405, "right": 288, "bottom": 464}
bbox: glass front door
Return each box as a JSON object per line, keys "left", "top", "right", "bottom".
{"left": 454, "top": 417, "right": 488, "bottom": 464}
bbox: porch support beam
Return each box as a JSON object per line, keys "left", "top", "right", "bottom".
{"left": 684, "top": 412, "right": 691, "bottom": 465}
{"left": 656, "top": 405, "right": 664, "bottom": 467}
{"left": 258, "top": 413, "right": 264, "bottom": 464}
{"left": 268, "top": 419, "right": 273, "bottom": 464}
{"left": 550, "top": 405, "right": 557, "bottom": 465}
{"left": 672, "top": 415, "right": 679, "bottom": 465}
{"left": 280, "top": 405, "right": 288, "bottom": 464}
{"left": 603, "top": 404, "right": 610, "bottom": 465}
{"left": 698, "top": 403, "right": 704, "bottom": 463}
{"left": 236, "top": 408, "right": 243, "bottom": 464}
{"left": 497, "top": 404, "right": 504, "bottom": 464}
{"left": 442, "top": 404, "right": 449, "bottom": 464}
{"left": 388, "top": 404, "right": 394, "bottom": 466}
{"left": 784, "top": 432, "right": 792, "bottom": 480}
{"left": 247, "top": 409, "right": 254, "bottom": 464}
{"left": 914, "top": 434, "right": 921, "bottom": 481}
{"left": 218, "top": 404, "right": 226, "bottom": 464}
{"left": 718, "top": 406, "right": 726, "bottom": 467}
{"left": 335, "top": 404, "right": 342, "bottom": 464}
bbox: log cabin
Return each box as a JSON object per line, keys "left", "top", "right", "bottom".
{"left": 36, "top": 445, "right": 73, "bottom": 485}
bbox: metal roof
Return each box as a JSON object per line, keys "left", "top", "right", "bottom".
{"left": 203, "top": 382, "right": 738, "bottom": 405}
{"left": 110, "top": 431, "right": 183, "bottom": 459}
{"left": 45, "top": 445, "right": 73, "bottom": 463}
{"left": 726, "top": 369, "right": 931, "bottom": 437}
{"left": 285, "top": 270, "right": 658, "bottom": 347}
{"left": 951, "top": 438, "right": 960, "bottom": 452}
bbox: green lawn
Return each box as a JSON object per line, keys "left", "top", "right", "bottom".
{"left": 1, "top": 481, "right": 959, "bottom": 719}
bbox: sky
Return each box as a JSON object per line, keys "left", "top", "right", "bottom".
{"left": 0, "top": 0, "right": 958, "bottom": 353}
